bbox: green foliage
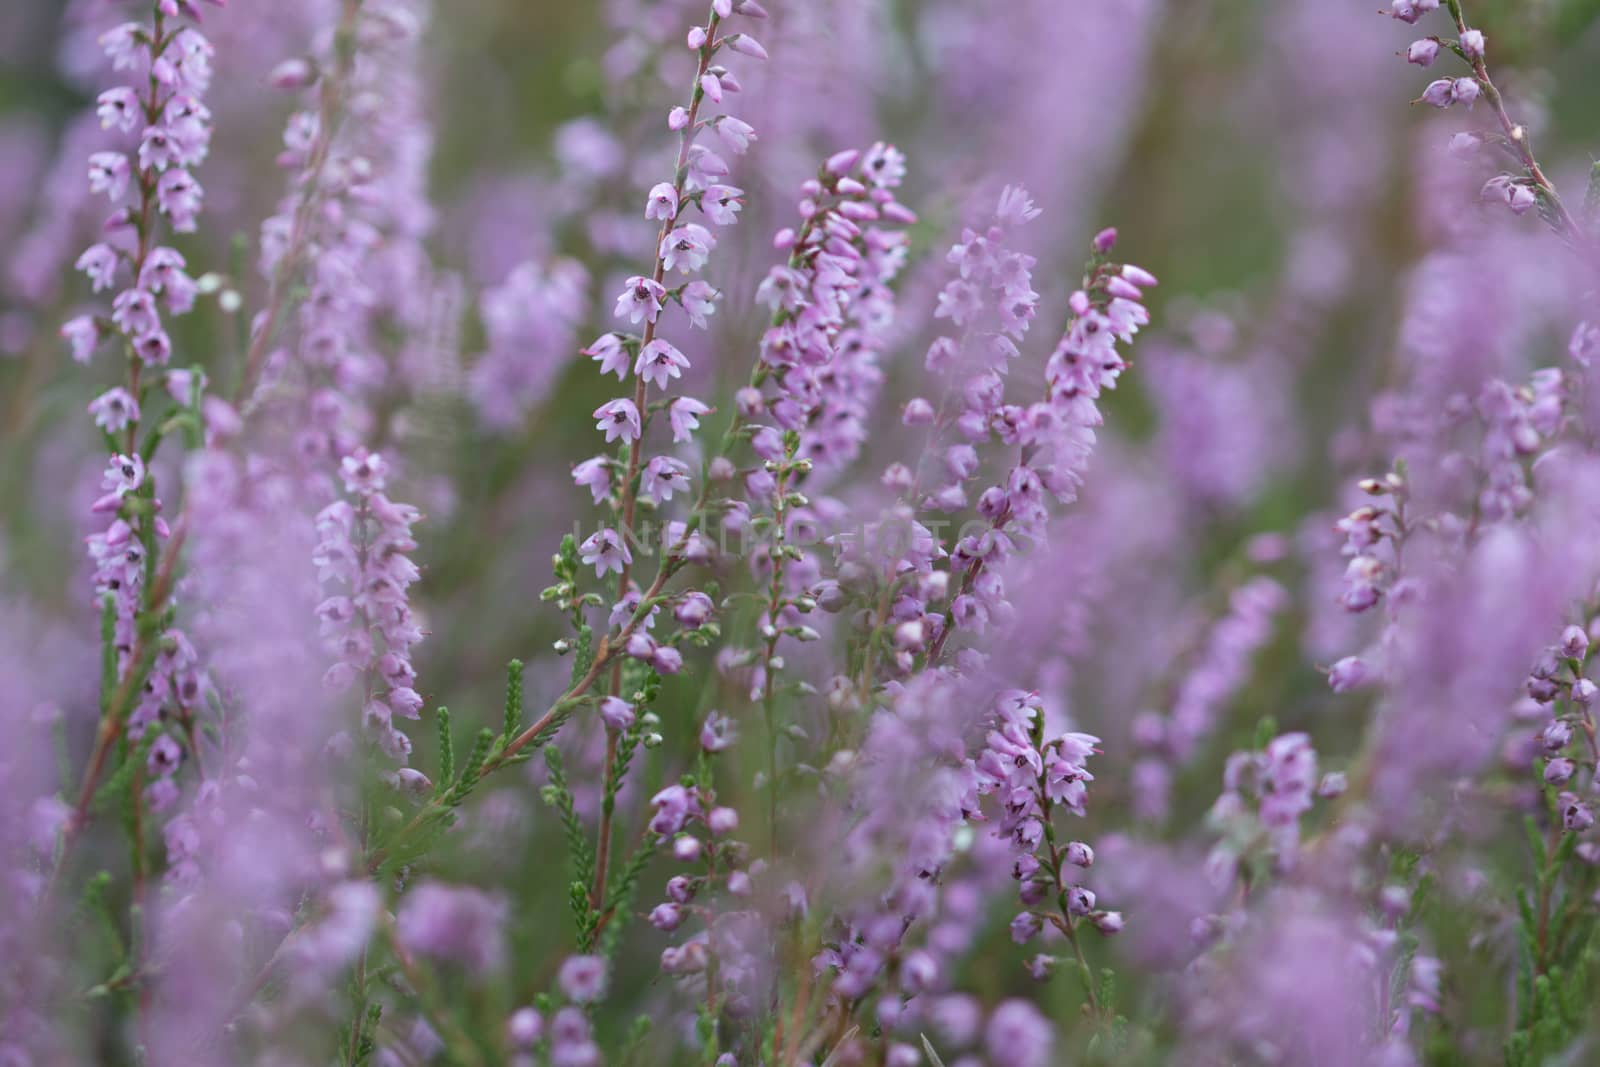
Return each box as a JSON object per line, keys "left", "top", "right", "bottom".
{"left": 96, "top": 726, "right": 161, "bottom": 818}
{"left": 1506, "top": 814, "right": 1600, "bottom": 1065}
{"left": 442, "top": 728, "right": 495, "bottom": 807}
{"left": 502, "top": 658, "right": 524, "bottom": 739}
{"left": 543, "top": 747, "right": 596, "bottom": 895}
{"left": 435, "top": 706, "right": 455, "bottom": 787}
{"left": 599, "top": 834, "right": 658, "bottom": 959}
{"left": 570, "top": 623, "right": 595, "bottom": 687}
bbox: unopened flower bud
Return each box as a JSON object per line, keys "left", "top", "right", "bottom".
{"left": 1406, "top": 39, "right": 1439, "bottom": 66}
{"left": 1092, "top": 911, "right": 1125, "bottom": 935}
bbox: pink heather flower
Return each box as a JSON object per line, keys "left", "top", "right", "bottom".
{"left": 1452, "top": 76, "right": 1481, "bottom": 106}
{"left": 396, "top": 883, "right": 507, "bottom": 974}
{"left": 111, "top": 288, "right": 159, "bottom": 336}
{"left": 675, "top": 591, "right": 713, "bottom": 629}
{"left": 723, "top": 33, "right": 768, "bottom": 60}
{"left": 584, "top": 333, "right": 629, "bottom": 380}
{"left": 1419, "top": 79, "right": 1454, "bottom": 108}
{"left": 660, "top": 223, "right": 715, "bottom": 274}
{"left": 557, "top": 955, "right": 607, "bottom": 1004}
{"left": 635, "top": 339, "right": 689, "bottom": 388}
{"left": 1460, "top": 29, "right": 1486, "bottom": 58}
{"left": 700, "top": 184, "right": 743, "bottom": 226}
{"left": 614, "top": 276, "right": 666, "bottom": 324}
{"left": 103, "top": 453, "right": 145, "bottom": 497}
{"left": 1546, "top": 758, "right": 1576, "bottom": 786}
{"left": 681, "top": 281, "right": 718, "bottom": 329}
{"left": 140, "top": 247, "right": 197, "bottom": 312}
{"left": 1406, "top": 39, "right": 1439, "bottom": 66}
{"left": 599, "top": 697, "right": 636, "bottom": 732}
{"left": 863, "top": 142, "right": 907, "bottom": 188}
{"left": 340, "top": 449, "right": 388, "bottom": 494}
{"left": 652, "top": 645, "right": 684, "bottom": 675}
{"left": 755, "top": 267, "right": 806, "bottom": 312}
{"left": 645, "top": 182, "right": 678, "bottom": 221}
{"left": 686, "top": 144, "right": 729, "bottom": 186}
{"left": 986, "top": 1000, "right": 1054, "bottom": 1067}
{"left": 641, "top": 456, "right": 691, "bottom": 503}
{"left": 995, "top": 185, "right": 1042, "bottom": 227}
{"left": 100, "top": 23, "right": 144, "bottom": 70}
{"left": 164, "top": 368, "right": 202, "bottom": 405}
{"left": 1122, "top": 264, "right": 1158, "bottom": 288}
{"left": 89, "top": 387, "right": 139, "bottom": 432}
{"left": 77, "top": 245, "right": 119, "bottom": 292}
{"left": 572, "top": 457, "right": 611, "bottom": 504}
{"left": 156, "top": 168, "right": 203, "bottom": 231}
{"left": 1482, "top": 175, "right": 1537, "bottom": 215}
{"left": 138, "top": 125, "right": 177, "bottom": 172}
{"left": 268, "top": 57, "right": 315, "bottom": 89}
{"left": 699, "top": 72, "right": 723, "bottom": 103}
{"left": 701, "top": 710, "right": 735, "bottom": 752}
{"left": 97, "top": 87, "right": 141, "bottom": 132}
{"left": 133, "top": 329, "right": 172, "bottom": 365}
{"left": 715, "top": 115, "right": 756, "bottom": 154}
{"left": 579, "top": 528, "right": 630, "bottom": 577}
{"left": 593, "top": 398, "right": 641, "bottom": 443}
{"left": 88, "top": 152, "right": 131, "bottom": 201}
{"left": 62, "top": 316, "right": 100, "bottom": 364}
{"left": 668, "top": 397, "right": 710, "bottom": 442}
{"left": 825, "top": 148, "right": 860, "bottom": 174}
{"left": 1327, "top": 656, "right": 1372, "bottom": 693}
{"left": 668, "top": 106, "right": 689, "bottom": 131}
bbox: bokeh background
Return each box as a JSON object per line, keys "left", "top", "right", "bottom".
{"left": 4, "top": 0, "right": 1600, "bottom": 1061}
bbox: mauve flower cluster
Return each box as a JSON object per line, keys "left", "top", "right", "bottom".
{"left": 12, "top": 0, "right": 1600, "bottom": 1063}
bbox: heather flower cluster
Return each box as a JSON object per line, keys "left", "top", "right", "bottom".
{"left": 8, "top": 0, "right": 1600, "bottom": 1064}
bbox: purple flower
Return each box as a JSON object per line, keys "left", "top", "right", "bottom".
{"left": 583, "top": 333, "right": 629, "bottom": 380}
{"left": 102, "top": 453, "right": 145, "bottom": 497}
{"left": 985, "top": 1000, "right": 1054, "bottom": 1067}
{"left": 668, "top": 397, "right": 710, "bottom": 442}
{"left": 89, "top": 388, "right": 140, "bottom": 432}
{"left": 700, "top": 184, "right": 744, "bottom": 226}
{"left": 97, "top": 86, "right": 141, "bottom": 131}
{"left": 681, "top": 281, "right": 718, "bottom": 329}
{"left": 579, "top": 528, "right": 631, "bottom": 577}
{"left": 62, "top": 316, "right": 100, "bottom": 364}
{"left": 599, "top": 696, "right": 635, "bottom": 732}
{"left": 572, "top": 456, "right": 611, "bottom": 504}
{"left": 593, "top": 398, "right": 641, "bottom": 443}
{"left": 635, "top": 339, "right": 690, "bottom": 389}
{"left": 557, "top": 954, "right": 607, "bottom": 1003}
{"left": 701, "top": 710, "right": 735, "bottom": 752}
{"left": 77, "top": 245, "right": 120, "bottom": 292}
{"left": 395, "top": 882, "right": 507, "bottom": 974}
{"left": 1406, "top": 39, "right": 1439, "bottom": 66}
{"left": 659, "top": 223, "right": 715, "bottom": 274}
{"left": 88, "top": 152, "right": 132, "bottom": 202}
{"left": 645, "top": 182, "right": 678, "bottom": 221}
{"left": 614, "top": 276, "right": 666, "bottom": 324}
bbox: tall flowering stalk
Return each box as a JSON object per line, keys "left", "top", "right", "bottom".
{"left": 41, "top": 0, "right": 1600, "bottom": 1062}
{"left": 570, "top": 0, "right": 775, "bottom": 921}
{"left": 1395, "top": 0, "right": 1590, "bottom": 250}
{"left": 54, "top": 0, "right": 221, "bottom": 892}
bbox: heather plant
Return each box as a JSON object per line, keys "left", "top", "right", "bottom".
{"left": 6, "top": 0, "right": 1600, "bottom": 1065}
